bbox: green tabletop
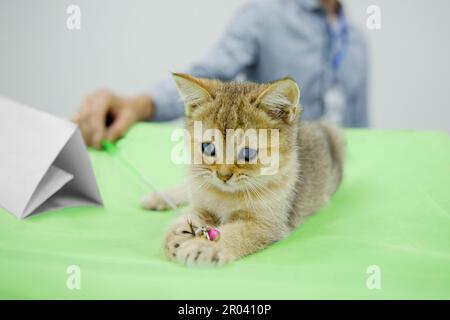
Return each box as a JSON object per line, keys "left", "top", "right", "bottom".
{"left": 1, "top": 123, "right": 449, "bottom": 299}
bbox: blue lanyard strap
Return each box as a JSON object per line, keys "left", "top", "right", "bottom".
{"left": 327, "top": 12, "right": 348, "bottom": 78}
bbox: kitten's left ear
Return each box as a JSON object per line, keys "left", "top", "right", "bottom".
{"left": 256, "top": 77, "right": 301, "bottom": 124}
{"left": 172, "top": 73, "right": 214, "bottom": 117}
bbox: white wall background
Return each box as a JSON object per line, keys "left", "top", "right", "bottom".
{"left": 1, "top": 0, "right": 449, "bottom": 132}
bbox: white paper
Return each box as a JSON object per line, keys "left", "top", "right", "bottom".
{"left": 0, "top": 96, "right": 103, "bottom": 218}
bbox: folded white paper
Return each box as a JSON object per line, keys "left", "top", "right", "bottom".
{"left": 0, "top": 96, "right": 103, "bottom": 218}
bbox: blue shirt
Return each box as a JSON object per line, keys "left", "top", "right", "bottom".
{"left": 150, "top": 0, "right": 369, "bottom": 127}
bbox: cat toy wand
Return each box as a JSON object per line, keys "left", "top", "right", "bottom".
{"left": 101, "top": 140, "right": 178, "bottom": 210}
{"left": 101, "top": 140, "right": 220, "bottom": 241}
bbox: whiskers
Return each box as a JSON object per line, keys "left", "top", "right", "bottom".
{"left": 237, "top": 175, "right": 281, "bottom": 216}
{"left": 189, "top": 166, "right": 213, "bottom": 193}
{"left": 189, "top": 167, "right": 284, "bottom": 219}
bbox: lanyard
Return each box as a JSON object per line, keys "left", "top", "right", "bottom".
{"left": 326, "top": 12, "right": 349, "bottom": 82}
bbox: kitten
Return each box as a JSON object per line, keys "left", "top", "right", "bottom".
{"left": 142, "top": 73, "right": 344, "bottom": 266}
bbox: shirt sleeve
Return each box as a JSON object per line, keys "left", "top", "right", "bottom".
{"left": 149, "top": 0, "right": 261, "bottom": 122}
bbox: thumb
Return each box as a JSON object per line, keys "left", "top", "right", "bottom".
{"left": 105, "top": 113, "right": 132, "bottom": 142}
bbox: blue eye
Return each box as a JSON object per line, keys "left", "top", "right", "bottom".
{"left": 239, "top": 147, "right": 257, "bottom": 162}
{"left": 201, "top": 142, "right": 216, "bottom": 157}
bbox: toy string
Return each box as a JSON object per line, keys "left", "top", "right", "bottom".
{"left": 101, "top": 140, "right": 178, "bottom": 210}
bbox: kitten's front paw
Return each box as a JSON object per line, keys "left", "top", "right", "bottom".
{"left": 142, "top": 192, "right": 173, "bottom": 211}
{"left": 163, "top": 216, "right": 231, "bottom": 266}
{"left": 163, "top": 219, "right": 195, "bottom": 256}
{"left": 168, "top": 238, "right": 230, "bottom": 266}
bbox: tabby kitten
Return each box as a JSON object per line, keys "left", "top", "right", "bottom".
{"left": 143, "top": 73, "right": 344, "bottom": 266}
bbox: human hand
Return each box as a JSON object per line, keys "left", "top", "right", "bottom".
{"left": 73, "top": 90, "right": 153, "bottom": 148}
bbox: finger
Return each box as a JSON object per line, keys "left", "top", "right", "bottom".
{"left": 105, "top": 112, "right": 132, "bottom": 142}
{"left": 73, "top": 96, "right": 98, "bottom": 146}
{"left": 90, "top": 118, "right": 106, "bottom": 149}
{"left": 90, "top": 128, "right": 105, "bottom": 149}
{"left": 73, "top": 93, "right": 96, "bottom": 123}
{"left": 72, "top": 107, "right": 92, "bottom": 146}
{"left": 88, "top": 99, "right": 111, "bottom": 149}
{"left": 72, "top": 112, "right": 81, "bottom": 123}
{"left": 86, "top": 92, "right": 115, "bottom": 148}
{"left": 78, "top": 119, "right": 95, "bottom": 147}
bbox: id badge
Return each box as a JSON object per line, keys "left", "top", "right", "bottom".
{"left": 323, "top": 84, "right": 346, "bottom": 125}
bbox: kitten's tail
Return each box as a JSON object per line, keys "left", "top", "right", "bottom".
{"left": 319, "top": 121, "right": 346, "bottom": 191}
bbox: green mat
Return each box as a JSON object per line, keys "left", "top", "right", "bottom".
{"left": 1, "top": 123, "right": 449, "bottom": 299}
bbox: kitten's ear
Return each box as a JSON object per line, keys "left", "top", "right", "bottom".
{"left": 172, "top": 73, "right": 214, "bottom": 117}
{"left": 256, "top": 77, "right": 301, "bottom": 124}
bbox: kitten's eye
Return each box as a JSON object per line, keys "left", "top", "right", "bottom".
{"left": 201, "top": 142, "right": 216, "bottom": 157}
{"left": 238, "top": 147, "right": 257, "bottom": 162}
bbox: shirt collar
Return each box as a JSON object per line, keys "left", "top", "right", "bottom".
{"left": 298, "top": 0, "right": 344, "bottom": 14}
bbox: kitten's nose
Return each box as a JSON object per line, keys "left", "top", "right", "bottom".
{"left": 217, "top": 171, "right": 233, "bottom": 182}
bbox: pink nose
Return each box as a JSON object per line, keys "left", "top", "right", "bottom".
{"left": 217, "top": 172, "right": 233, "bottom": 182}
